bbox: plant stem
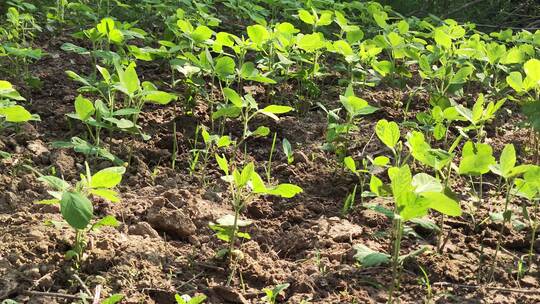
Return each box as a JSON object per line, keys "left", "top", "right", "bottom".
{"left": 226, "top": 200, "right": 241, "bottom": 286}
{"left": 528, "top": 199, "right": 539, "bottom": 268}
{"left": 488, "top": 180, "right": 513, "bottom": 281}
{"left": 266, "top": 132, "right": 277, "bottom": 183}
{"left": 171, "top": 121, "right": 177, "bottom": 169}
{"left": 388, "top": 217, "right": 403, "bottom": 303}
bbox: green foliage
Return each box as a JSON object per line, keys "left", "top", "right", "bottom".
{"left": 36, "top": 163, "right": 125, "bottom": 266}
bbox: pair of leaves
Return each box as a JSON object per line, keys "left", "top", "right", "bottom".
{"left": 458, "top": 141, "right": 495, "bottom": 176}
{"left": 389, "top": 165, "right": 462, "bottom": 221}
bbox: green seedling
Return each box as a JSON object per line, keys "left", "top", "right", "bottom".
{"left": 36, "top": 163, "right": 125, "bottom": 268}
{"left": 0, "top": 80, "right": 38, "bottom": 133}
{"left": 362, "top": 165, "right": 461, "bottom": 302}
{"left": 213, "top": 154, "right": 302, "bottom": 285}
{"left": 406, "top": 130, "right": 458, "bottom": 250}
{"left": 263, "top": 283, "right": 290, "bottom": 304}
{"left": 67, "top": 94, "right": 140, "bottom": 146}
{"left": 0, "top": 6, "right": 43, "bottom": 82}
{"left": 454, "top": 94, "right": 506, "bottom": 142}
{"left": 506, "top": 58, "right": 540, "bottom": 162}
{"left": 320, "top": 86, "right": 378, "bottom": 159}
{"left": 213, "top": 87, "right": 293, "bottom": 145}
{"left": 513, "top": 166, "right": 540, "bottom": 269}
{"left": 487, "top": 144, "right": 534, "bottom": 281}
{"left": 189, "top": 125, "right": 233, "bottom": 182}
{"left": 458, "top": 141, "right": 496, "bottom": 204}
{"left": 282, "top": 138, "right": 293, "bottom": 165}
{"left": 342, "top": 156, "right": 372, "bottom": 212}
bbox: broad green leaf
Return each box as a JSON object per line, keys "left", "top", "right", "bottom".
{"left": 60, "top": 191, "right": 93, "bottom": 230}
{"left": 459, "top": 141, "right": 495, "bottom": 176}
{"left": 406, "top": 131, "right": 452, "bottom": 171}
{"left": 412, "top": 173, "right": 443, "bottom": 194}
{"left": 104, "top": 117, "right": 134, "bottom": 129}
{"left": 372, "top": 60, "right": 393, "bottom": 76}
{"left": 252, "top": 126, "right": 270, "bottom": 137}
{"left": 372, "top": 11, "right": 388, "bottom": 28}
{"left": 298, "top": 9, "right": 314, "bottom": 25}
{"left": 524, "top": 58, "right": 540, "bottom": 83}
{"left": 0, "top": 105, "right": 32, "bottom": 122}
{"left": 372, "top": 156, "right": 390, "bottom": 167}
{"left": 223, "top": 88, "right": 243, "bottom": 107}
{"left": 216, "top": 214, "right": 252, "bottom": 227}
{"left": 118, "top": 63, "right": 140, "bottom": 96}
{"left": 215, "top": 56, "right": 236, "bottom": 79}
{"left": 340, "top": 95, "right": 378, "bottom": 117}
{"left": 420, "top": 192, "right": 462, "bottom": 216}
{"left": 344, "top": 156, "right": 356, "bottom": 173}
{"left": 74, "top": 95, "right": 95, "bottom": 120}
{"left": 90, "top": 167, "right": 125, "bottom": 188}
{"left": 266, "top": 183, "right": 303, "bottom": 198}
{"left": 261, "top": 105, "right": 293, "bottom": 114}
{"left": 450, "top": 66, "right": 473, "bottom": 84}
{"left": 499, "top": 144, "right": 516, "bottom": 178}
{"left": 215, "top": 154, "right": 229, "bottom": 175}
{"left": 370, "top": 175, "right": 384, "bottom": 196}
{"left": 506, "top": 71, "right": 524, "bottom": 92}
{"left": 144, "top": 91, "right": 176, "bottom": 105}
{"left": 433, "top": 28, "right": 451, "bottom": 49}
{"left": 238, "top": 162, "right": 255, "bottom": 187}
{"left": 191, "top": 25, "right": 213, "bottom": 43}
{"left": 353, "top": 244, "right": 390, "bottom": 267}
{"left": 317, "top": 11, "right": 333, "bottom": 26}
{"left": 90, "top": 189, "right": 120, "bottom": 202}
{"left": 397, "top": 20, "right": 409, "bottom": 34}
{"left": 389, "top": 165, "right": 415, "bottom": 211}
{"left": 212, "top": 105, "right": 241, "bottom": 120}
{"left": 333, "top": 40, "right": 353, "bottom": 56}
{"left": 92, "top": 215, "right": 120, "bottom": 230}
{"left": 38, "top": 176, "right": 70, "bottom": 191}
{"left": 247, "top": 24, "right": 270, "bottom": 46}
{"left": 376, "top": 119, "right": 400, "bottom": 149}
{"left": 297, "top": 33, "right": 325, "bottom": 52}
{"left": 0, "top": 80, "right": 25, "bottom": 100}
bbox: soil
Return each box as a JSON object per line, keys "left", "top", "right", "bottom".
{"left": 0, "top": 33, "right": 539, "bottom": 304}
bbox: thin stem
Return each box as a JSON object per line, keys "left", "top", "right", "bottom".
{"left": 388, "top": 217, "right": 403, "bottom": 303}
{"left": 528, "top": 199, "right": 539, "bottom": 268}
{"left": 266, "top": 132, "right": 277, "bottom": 183}
{"left": 488, "top": 180, "right": 513, "bottom": 281}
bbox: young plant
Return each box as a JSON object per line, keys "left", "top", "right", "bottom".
{"left": 458, "top": 141, "right": 496, "bottom": 204}
{"left": 213, "top": 88, "right": 293, "bottom": 145}
{"left": 343, "top": 155, "right": 390, "bottom": 214}
{"left": 262, "top": 283, "right": 290, "bottom": 304}
{"left": 454, "top": 94, "right": 506, "bottom": 142}
{"left": 513, "top": 166, "right": 540, "bottom": 268}
{"left": 189, "top": 125, "right": 233, "bottom": 182}
{"left": 36, "top": 164, "right": 126, "bottom": 268}
{"left": 487, "top": 144, "right": 534, "bottom": 281}
{"left": 365, "top": 165, "right": 462, "bottom": 302}
{"left": 320, "top": 86, "right": 378, "bottom": 159}
{"left": 212, "top": 154, "right": 302, "bottom": 285}
{"left": 0, "top": 80, "right": 37, "bottom": 134}
{"left": 282, "top": 138, "right": 294, "bottom": 165}
{"left": 406, "top": 130, "right": 457, "bottom": 250}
